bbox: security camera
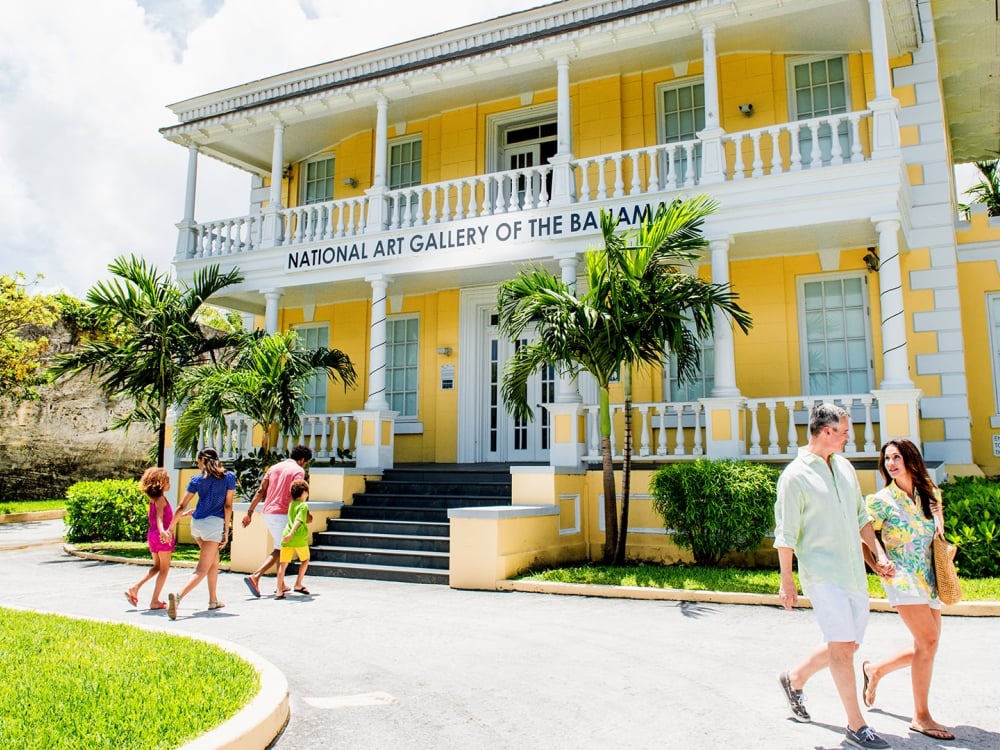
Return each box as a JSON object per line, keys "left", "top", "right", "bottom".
{"left": 738, "top": 103, "right": 754, "bottom": 117}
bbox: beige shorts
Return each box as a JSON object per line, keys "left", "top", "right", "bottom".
{"left": 189, "top": 515, "right": 224, "bottom": 543}
{"left": 264, "top": 513, "right": 287, "bottom": 551}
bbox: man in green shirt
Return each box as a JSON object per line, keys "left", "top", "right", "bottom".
{"left": 774, "top": 402, "right": 894, "bottom": 750}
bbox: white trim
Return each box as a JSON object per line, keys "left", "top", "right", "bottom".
{"left": 385, "top": 312, "right": 421, "bottom": 419}
{"left": 485, "top": 103, "right": 557, "bottom": 175}
{"left": 558, "top": 493, "right": 581, "bottom": 536}
{"left": 596, "top": 494, "right": 668, "bottom": 535}
{"left": 987, "top": 292, "right": 1000, "bottom": 418}
{"left": 458, "top": 286, "right": 498, "bottom": 462}
{"left": 299, "top": 154, "right": 336, "bottom": 205}
{"left": 785, "top": 54, "right": 852, "bottom": 120}
{"left": 654, "top": 75, "right": 705, "bottom": 144}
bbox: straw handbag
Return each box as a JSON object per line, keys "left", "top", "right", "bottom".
{"left": 932, "top": 536, "right": 962, "bottom": 605}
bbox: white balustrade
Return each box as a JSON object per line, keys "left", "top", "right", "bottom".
{"left": 194, "top": 412, "right": 357, "bottom": 462}
{"left": 582, "top": 401, "right": 704, "bottom": 461}
{"left": 743, "top": 393, "right": 880, "bottom": 458}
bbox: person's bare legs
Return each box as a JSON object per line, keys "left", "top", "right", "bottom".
{"left": 293, "top": 559, "right": 309, "bottom": 591}
{"left": 128, "top": 552, "right": 160, "bottom": 605}
{"left": 275, "top": 561, "right": 289, "bottom": 597}
{"left": 201, "top": 541, "right": 222, "bottom": 604}
{"left": 248, "top": 550, "right": 280, "bottom": 589}
{"left": 869, "top": 605, "right": 946, "bottom": 733}
{"left": 827, "top": 641, "right": 866, "bottom": 732}
{"left": 176, "top": 538, "right": 221, "bottom": 605}
{"left": 785, "top": 643, "right": 830, "bottom": 691}
{"left": 149, "top": 550, "right": 172, "bottom": 607}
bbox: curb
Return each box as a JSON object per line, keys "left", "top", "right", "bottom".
{"left": 1, "top": 603, "right": 289, "bottom": 750}
{"left": 64, "top": 543, "right": 232, "bottom": 571}
{"left": 0, "top": 510, "right": 66, "bottom": 523}
{"left": 499, "top": 579, "right": 1000, "bottom": 616}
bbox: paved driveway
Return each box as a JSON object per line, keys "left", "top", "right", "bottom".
{"left": 1, "top": 540, "right": 998, "bottom": 749}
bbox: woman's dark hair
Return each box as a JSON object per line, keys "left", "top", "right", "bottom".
{"left": 878, "top": 438, "right": 936, "bottom": 518}
{"left": 140, "top": 467, "right": 170, "bottom": 499}
{"left": 197, "top": 447, "right": 226, "bottom": 480}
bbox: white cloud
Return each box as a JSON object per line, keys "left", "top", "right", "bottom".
{"left": 0, "top": 0, "right": 544, "bottom": 297}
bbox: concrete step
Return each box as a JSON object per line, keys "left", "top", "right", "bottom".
{"left": 314, "top": 530, "right": 450, "bottom": 553}
{"left": 306, "top": 559, "right": 450, "bottom": 585}
{"left": 310, "top": 544, "right": 450, "bottom": 570}
{"left": 326, "top": 517, "right": 449, "bottom": 537}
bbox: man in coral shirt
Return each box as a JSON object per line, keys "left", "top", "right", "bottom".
{"left": 242, "top": 444, "right": 312, "bottom": 597}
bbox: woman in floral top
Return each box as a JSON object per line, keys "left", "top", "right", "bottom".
{"left": 862, "top": 438, "right": 953, "bottom": 741}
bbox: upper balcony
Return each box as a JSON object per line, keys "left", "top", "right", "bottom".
{"left": 162, "top": 0, "right": 932, "bottom": 307}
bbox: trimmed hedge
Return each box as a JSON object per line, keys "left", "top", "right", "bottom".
{"left": 650, "top": 459, "right": 780, "bottom": 566}
{"left": 64, "top": 479, "right": 146, "bottom": 543}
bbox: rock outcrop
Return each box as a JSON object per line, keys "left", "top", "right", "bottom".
{"left": 0, "top": 321, "right": 153, "bottom": 500}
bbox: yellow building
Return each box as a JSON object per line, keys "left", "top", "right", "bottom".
{"left": 160, "top": 0, "right": 999, "bottom": 584}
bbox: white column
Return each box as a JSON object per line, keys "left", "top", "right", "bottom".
{"left": 261, "top": 122, "right": 286, "bottom": 247}
{"left": 708, "top": 236, "right": 739, "bottom": 397}
{"left": 873, "top": 216, "right": 914, "bottom": 388}
{"left": 697, "top": 25, "right": 726, "bottom": 184}
{"left": 263, "top": 288, "right": 283, "bottom": 333}
{"left": 367, "top": 96, "right": 390, "bottom": 230}
{"left": 555, "top": 253, "right": 582, "bottom": 403}
{"left": 549, "top": 56, "right": 576, "bottom": 206}
{"left": 175, "top": 142, "right": 199, "bottom": 258}
{"left": 365, "top": 274, "right": 391, "bottom": 410}
{"left": 269, "top": 122, "right": 285, "bottom": 209}
{"left": 866, "top": 0, "right": 901, "bottom": 157}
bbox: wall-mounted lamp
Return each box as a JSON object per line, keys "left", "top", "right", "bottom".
{"left": 282, "top": 163, "right": 294, "bottom": 180}
{"left": 738, "top": 103, "right": 754, "bottom": 117}
{"left": 436, "top": 346, "right": 453, "bottom": 356}
{"left": 343, "top": 177, "right": 359, "bottom": 188}
{"left": 863, "top": 247, "right": 881, "bottom": 273}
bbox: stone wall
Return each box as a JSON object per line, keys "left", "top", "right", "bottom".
{"left": 0, "top": 322, "right": 153, "bottom": 500}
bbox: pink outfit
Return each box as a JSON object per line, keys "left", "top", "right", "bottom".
{"left": 147, "top": 499, "right": 176, "bottom": 553}
{"left": 261, "top": 459, "right": 305, "bottom": 515}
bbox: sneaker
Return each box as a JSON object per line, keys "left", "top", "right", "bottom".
{"left": 778, "top": 671, "right": 810, "bottom": 722}
{"left": 845, "top": 725, "right": 891, "bottom": 749}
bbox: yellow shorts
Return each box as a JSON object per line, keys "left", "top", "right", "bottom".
{"left": 280, "top": 546, "right": 310, "bottom": 563}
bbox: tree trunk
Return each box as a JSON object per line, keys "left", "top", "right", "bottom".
{"left": 614, "top": 369, "right": 632, "bottom": 564}
{"left": 156, "top": 396, "right": 168, "bottom": 467}
{"left": 599, "top": 387, "right": 617, "bottom": 562}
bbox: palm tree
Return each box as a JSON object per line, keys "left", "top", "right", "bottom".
{"left": 497, "top": 196, "right": 752, "bottom": 563}
{"left": 961, "top": 157, "right": 999, "bottom": 218}
{"left": 172, "top": 329, "right": 357, "bottom": 456}
{"left": 49, "top": 255, "right": 244, "bottom": 466}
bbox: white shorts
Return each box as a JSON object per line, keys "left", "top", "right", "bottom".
{"left": 264, "top": 513, "right": 287, "bottom": 551}
{"left": 882, "top": 582, "right": 943, "bottom": 610}
{"left": 804, "top": 583, "right": 870, "bottom": 644}
{"left": 189, "top": 515, "right": 224, "bottom": 543}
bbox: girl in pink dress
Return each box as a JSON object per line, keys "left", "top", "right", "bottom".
{"left": 125, "top": 467, "right": 175, "bottom": 610}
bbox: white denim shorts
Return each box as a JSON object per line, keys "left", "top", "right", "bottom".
{"left": 804, "top": 583, "right": 870, "bottom": 644}
{"left": 264, "top": 513, "right": 287, "bottom": 551}
{"left": 189, "top": 515, "right": 224, "bottom": 543}
{"left": 881, "top": 581, "right": 943, "bottom": 610}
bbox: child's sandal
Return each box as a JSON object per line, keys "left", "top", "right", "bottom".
{"left": 208, "top": 601, "right": 225, "bottom": 610}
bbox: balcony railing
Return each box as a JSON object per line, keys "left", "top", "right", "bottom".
{"left": 180, "top": 110, "right": 875, "bottom": 260}
{"left": 581, "top": 392, "right": 882, "bottom": 462}
{"left": 194, "top": 412, "right": 357, "bottom": 462}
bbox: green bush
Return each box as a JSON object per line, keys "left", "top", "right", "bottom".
{"left": 64, "top": 479, "right": 147, "bottom": 543}
{"left": 650, "top": 459, "right": 780, "bottom": 565}
{"left": 940, "top": 476, "right": 1000, "bottom": 578}
{"left": 231, "top": 448, "right": 288, "bottom": 502}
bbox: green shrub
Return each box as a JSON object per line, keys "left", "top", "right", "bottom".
{"left": 650, "top": 459, "right": 780, "bottom": 565}
{"left": 64, "top": 480, "right": 146, "bottom": 543}
{"left": 940, "top": 475, "right": 1000, "bottom": 578}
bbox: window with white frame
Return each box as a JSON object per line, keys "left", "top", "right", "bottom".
{"left": 302, "top": 156, "right": 335, "bottom": 205}
{"left": 798, "top": 274, "right": 873, "bottom": 395}
{"left": 987, "top": 293, "right": 1000, "bottom": 416}
{"left": 389, "top": 137, "right": 422, "bottom": 223}
{"left": 295, "top": 324, "right": 329, "bottom": 414}
{"left": 664, "top": 332, "right": 715, "bottom": 401}
{"left": 788, "top": 56, "right": 850, "bottom": 165}
{"left": 656, "top": 79, "right": 705, "bottom": 185}
{"left": 386, "top": 315, "right": 419, "bottom": 418}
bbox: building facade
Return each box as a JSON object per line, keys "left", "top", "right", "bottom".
{"left": 161, "top": 0, "right": 999, "bottom": 485}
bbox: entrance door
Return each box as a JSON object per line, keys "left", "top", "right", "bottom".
{"left": 484, "top": 312, "right": 554, "bottom": 462}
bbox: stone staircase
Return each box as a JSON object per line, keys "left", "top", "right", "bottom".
{"left": 307, "top": 464, "right": 513, "bottom": 585}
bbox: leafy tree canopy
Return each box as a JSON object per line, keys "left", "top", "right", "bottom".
{"left": 0, "top": 272, "right": 60, "bottom": 403}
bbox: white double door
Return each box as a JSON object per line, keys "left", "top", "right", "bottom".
{"left": 458, "top": 290, "right": 554, "bottom": 463}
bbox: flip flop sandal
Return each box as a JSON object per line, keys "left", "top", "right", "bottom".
{"left": 275, "top": 593, "right": 286, "bottom": 600}
{"left": 167, "top": 593, "right": 178, "bottom": 621}
{"left": 208, "top": 601, "right": 225, "bottom": 610}
{"left": 125, "top": 591, "right": 139, "bottom": 607}
{"left": 149, "top": 602, "right": 167, "bottom": 610}
{"left": 861, "top": 660, "right": 875, "bottom": 707}
{"left": 243, "top": 576, "right": 261, "bottom": 598}
{"left": 294, "top": 587, "right": 311, "bottom": 595}
{"left": 910, "top": 725, "right": 955, "bottom": 741}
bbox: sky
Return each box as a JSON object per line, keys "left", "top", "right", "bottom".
{"left": 0, "top": 0, "right": 986, "bottom": 298}
{"left": 0, "top": 0, "right": 545, "bottom": 297}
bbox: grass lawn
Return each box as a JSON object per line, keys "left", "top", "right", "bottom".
{"left": 0, "top": 499, "right": 66, "bottom": 514}
{"left": 0, "top": 607, "right": 258, "bottom": 750}
{"left": 518, "top": 563, "right": 1000, "bottom": 601}
{"left": 72, "top": 541, "right": 231, "bottom": 565}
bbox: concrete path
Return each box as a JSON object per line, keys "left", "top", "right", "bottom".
{"left": 1, "top": 528, "right": 998, "bottom": 749}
